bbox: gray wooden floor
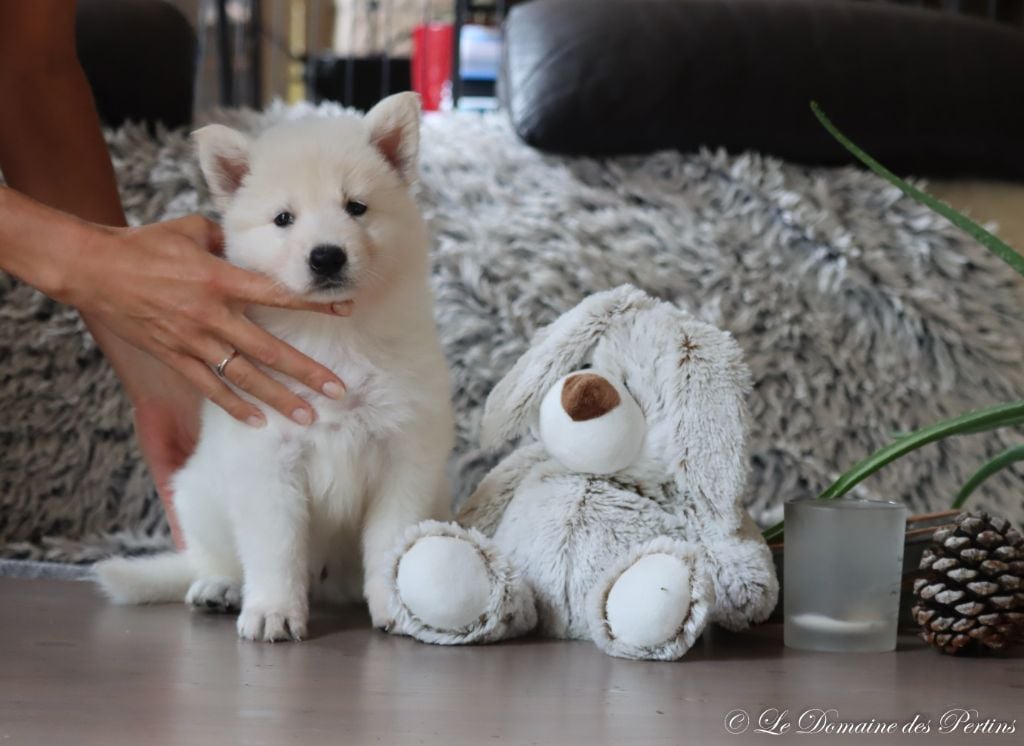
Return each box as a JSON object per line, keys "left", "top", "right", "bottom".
{"left": 0, "top": 577, "right": 1020, "bottom": 745}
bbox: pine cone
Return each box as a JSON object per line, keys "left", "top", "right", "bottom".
{"left": 912, "top": 511, "right": 1024, "bottom": 655}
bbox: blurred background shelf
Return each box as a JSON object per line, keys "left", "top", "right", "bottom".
{"left": 171, "top": 0, "right": 1023, "bottom": 116}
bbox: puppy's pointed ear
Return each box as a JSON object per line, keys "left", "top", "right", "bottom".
{"left": 480, "top": 285, "right": 657, "bottom": 448}
{"left": 193, "top": 124, "right": 251, "bottom": 208}
{"left": 364, "top": 92, "right": 421, "bottom": 183}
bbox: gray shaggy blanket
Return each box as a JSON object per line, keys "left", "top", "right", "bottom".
{"left": 2, "top": 104, "right": 1023, "bottom": 563}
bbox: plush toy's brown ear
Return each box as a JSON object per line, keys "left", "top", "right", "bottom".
{"left": 667, "top": 320, "right": 752, "bottom": 534}
{"left": 193, "top": 124, "right": 251, "bottom": 209}
{"left": 480, "top": 285, "right": 657, "bottom": 448}
{"left": 364, "top": 92, "right": 421, "bottom": 183}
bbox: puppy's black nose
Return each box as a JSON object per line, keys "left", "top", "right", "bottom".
{"left": 308, "top": 244, "right": 347, "bottom": 277}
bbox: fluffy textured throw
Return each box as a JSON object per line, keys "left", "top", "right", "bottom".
{"left": 2, "top": 104, "right": 1022, "bottom": 563}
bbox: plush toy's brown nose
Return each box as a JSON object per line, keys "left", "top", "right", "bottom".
{"left": 561, "top": 373, "right": 621, "bottom": 422}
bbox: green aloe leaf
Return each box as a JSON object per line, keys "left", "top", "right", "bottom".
{"left": 952, "top": 444, "right": 1024, "bottom": 510}
{"left": 810, "top": 102, "right": 1024, "bottom": 278}
{"left": 762, "top": 400, "right": 1024, "bottom": 542}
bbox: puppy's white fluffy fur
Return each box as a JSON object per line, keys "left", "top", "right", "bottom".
{"left": 94, "top": 93, "right": 455, "bottom": 641}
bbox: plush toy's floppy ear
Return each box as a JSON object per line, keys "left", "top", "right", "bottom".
{"left": 480, "top": 285, "right": 656, "bottom": 448}
{"left": 364, "top": 91, "right": 421, "bottom": 183}
{"left": 193, "top": 124, "right": 251, "bottom": 209}
{"left": 668, "top": 319, "right": 752, "bottom": 535}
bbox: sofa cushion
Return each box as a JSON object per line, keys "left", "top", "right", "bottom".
{"left": 502, "top": 0, "right": 1024, "bottom": 178}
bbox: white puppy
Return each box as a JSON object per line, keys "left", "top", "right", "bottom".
{"left": 94, "top": 93, "right": 455, "bottom": 642}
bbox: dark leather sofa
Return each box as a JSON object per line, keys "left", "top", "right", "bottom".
{"left": 77, "top": 0, "right": 197, "bottom": 129}
{"left": 502, "top": 0, "right": 1024, "bottom": 178}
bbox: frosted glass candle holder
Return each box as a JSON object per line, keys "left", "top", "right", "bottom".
{"left": 784, "top": 497, "right": 908, "bottom": 653}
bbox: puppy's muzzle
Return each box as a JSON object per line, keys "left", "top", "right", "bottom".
{"left": 309, "top": 244, "right": 348, "bottom": 280}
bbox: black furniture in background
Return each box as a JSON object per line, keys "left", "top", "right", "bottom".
{"left": 306, "top": 55, "right": 412, "bottom": 112}
{"left": 502, "top": 0, "right": 1024, "bottom": 178}
{"left": 212, "top": 0, "right": 263, "bottom": 109}
{"left": 77, "top": 0, "right": 197, "bottom": 130}
{"left": 862, "top": 0, "right": 1023, "bottom": 25}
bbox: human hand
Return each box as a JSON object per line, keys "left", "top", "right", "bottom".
{"left": 56, "top": 215, "right": 351, "bottom": 426}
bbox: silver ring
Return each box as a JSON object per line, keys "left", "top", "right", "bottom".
{"left": 215, "top": 349, "right": 239, "bottom": 378}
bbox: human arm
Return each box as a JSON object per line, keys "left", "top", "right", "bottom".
{"left": 0, "top": 2, "right": 349, "bottom": 544}
{"left": 0, "top": 188, "right": 353, "bottom": 423}
{"left": 0, "top": 1, "right": 353, "bottom": 425}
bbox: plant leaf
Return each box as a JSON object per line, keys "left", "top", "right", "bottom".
{"left": 763, "top": 520, "right": 784, "bottom": 543}
{"left": 810, "top": 101, "right": 1024, "bottom": 279}
{"left": 762, "top": 400, "right": 1024, "bottom": 542}
{"left": 817, "top": 402, "right": 1024, "bottom": 500}
{"left": 952, "top": 444, "right": 1024, "bottom": 510}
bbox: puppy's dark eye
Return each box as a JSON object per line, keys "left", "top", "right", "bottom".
{"left": 273, "top": 211, "right": 294, "bottom": 228}
{"left": 345, "top": 200, "right": 368, "bottom": 217}
{"left": 579, "top": 363, "right": 593, "bottom": 370}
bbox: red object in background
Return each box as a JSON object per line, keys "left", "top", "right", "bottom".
{"left": 412, "top": 23, "right": 453, "bottom": 111}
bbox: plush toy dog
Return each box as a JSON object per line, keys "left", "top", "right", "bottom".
{"left": 383, "top": 285, "right": 778, "bottom": 660}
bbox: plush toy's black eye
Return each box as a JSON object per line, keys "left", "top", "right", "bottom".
{"left": 579, "top": 362, "right": 593, "bottom": 370}
{"left": 345, "top": 200, "right": 368, "bottom": 217}
{"left": 273, "top": 211, "right": 294, "bottom": 228}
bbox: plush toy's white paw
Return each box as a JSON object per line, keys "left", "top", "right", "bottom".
{"left": 397, "top": 536, "right": 491, "bottom": 630}
{"left": 186, "top": 577, "right": 241, "bottom": 614}
{"left": 236, "top": 604, "right": 307, "bottom": 642}
{"left": 386, "top": 520, "right": 537, "bottom": 645}
{"left": 605, "top": 554, "right": 691, "bottom": 649}
{"left": 590, "top": 536, "right": 714, "bottom": 661}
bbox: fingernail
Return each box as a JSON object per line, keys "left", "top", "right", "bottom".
{"left": 322, "top": 381, "right": 345, "bottom": 399}
{"left": 246, "top": 413, "right": 266, "bottom": 428}
{"left": 292, "top": 408, "right": 313, "bottom": 426}
{"left": 332, "top": 301, "right": 354, "bottom": 317}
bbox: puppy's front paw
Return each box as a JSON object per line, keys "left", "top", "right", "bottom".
{"left": 186, "top": 577, "right": 241, "bottom": 614}
{"left": 237, "top": 604, "right": 308, "bottom": 642}
{"left": 365, "top": 577, "right": 395, "bottom": 633}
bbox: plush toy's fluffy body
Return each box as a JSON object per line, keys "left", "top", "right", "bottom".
{"left": 384, "top": 285, "right": 778, "bottom": 660}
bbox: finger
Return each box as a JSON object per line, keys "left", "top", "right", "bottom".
{"left": 221, "top": 316, "right": 346, "bottom": 400}
{"left": 217, "top": 263, "right": 352, "bottom": 316}
{"left": 165, "top": 350, "right": 266, "bottom": 428}
{"left": 216, "top": 352, "right": 318, "bottom": 426}
{"left": 167, "top": 214, "right": 225, "bottom": 255}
